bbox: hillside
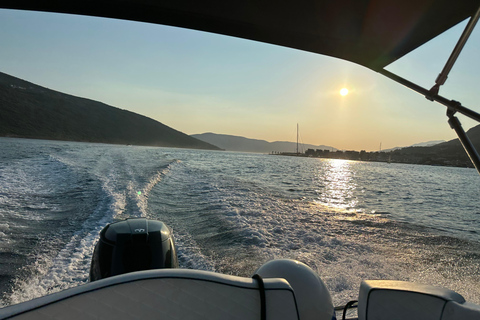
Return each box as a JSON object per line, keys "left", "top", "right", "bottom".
{"left": 0, "top": 72, "right": 220, "bottom": 150}
{"left": 385, "top": 125, "right": 480, "bottom": 167}
{"left": 191, "top": 132, "right": 336, "bottom": 153}
{"left": 381, "top": 140, "right": 445, "bottom": 152}
{"left": 318, "top": 125, "right": 479, "bottom": 167}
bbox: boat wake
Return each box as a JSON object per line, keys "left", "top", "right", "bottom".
{"left": 1, "top": 143, "right": 179, "bottom": 306}
{"left": 1, "top": 141, "right": 480, "bottom": 308}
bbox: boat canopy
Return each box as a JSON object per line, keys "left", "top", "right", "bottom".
{"left": 1, "top": 0, "right": 479, "bottom": 71}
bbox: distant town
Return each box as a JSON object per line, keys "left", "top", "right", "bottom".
{"left": 193, "top": 132, "right": 479, "bottom": 169}
{"left": 274, "top": 147, "right": 474, "bottom": 168}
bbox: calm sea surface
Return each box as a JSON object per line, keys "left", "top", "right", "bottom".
{"left": 1, "top": 137, "right": 480, "bottom": 307}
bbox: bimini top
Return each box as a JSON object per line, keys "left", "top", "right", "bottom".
{"left": 1, "top": 0, "right": 479, "bottom": 70}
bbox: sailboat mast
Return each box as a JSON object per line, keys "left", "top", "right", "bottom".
{"left": 296, "top": 123, "right": 299, "bottom": 155}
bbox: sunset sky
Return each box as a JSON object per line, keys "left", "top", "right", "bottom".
{"left": 1, "top": 9, "right": 480, "bottom": 151}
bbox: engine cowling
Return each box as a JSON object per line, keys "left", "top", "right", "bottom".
{"left": 89, "top": 218, "right": 178, "bottom": 281}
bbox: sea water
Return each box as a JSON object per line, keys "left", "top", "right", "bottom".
{"left": 0, "top": 137, "right": 479, "bottom": 307}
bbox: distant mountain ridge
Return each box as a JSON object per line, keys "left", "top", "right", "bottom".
{"left": 383, "top": 127, "right": 480, "bottom": 167}
{"left": 355, "top": 127, "right": 480, "bottom": 167}
{"left": 193, "top": 130, "right": 480, "bottom": 168}
{"left": 382, "top": 140, "right": 445, "bottom": 152}
{"left": 410, "top": 140, "right": 446, "bottom": 147}
{"left": 0, "top": 72, "right": 220, "bottom": 150}
{"left": 191, "top": 132, "right": 336, "bottom": 153}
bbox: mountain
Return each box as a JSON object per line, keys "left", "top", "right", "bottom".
{"left": 382, "top": 140, "right": 445, "bottom": 152}
{"left": 191, "top": 132, "right": 336, "bottom": 153}
{"left": 291, "top": 130, "right": 479, "bottom": 168}
{"left": 387, "top": 125, "right": 480, "bottom": 167}
{"left": 0, "top": 72, "right": 220, "bottom": 150}
{"left": 410, "top": 140, "right": 446, "bottom": 147}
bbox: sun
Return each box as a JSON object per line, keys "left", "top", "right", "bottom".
{"left": 340, "top": 88, "right": 349, "bottom": 96}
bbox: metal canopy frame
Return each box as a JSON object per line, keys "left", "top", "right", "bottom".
{"left": 378, "top": 3, "right": 480, "bottom": 173}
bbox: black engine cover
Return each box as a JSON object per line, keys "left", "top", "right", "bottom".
{"left": 89, "top": 218, "right": 178, "bottom": 281}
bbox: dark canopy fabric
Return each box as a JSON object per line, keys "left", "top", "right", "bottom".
{"left": 1, "top": 0, "right": 479, "bottom": 70}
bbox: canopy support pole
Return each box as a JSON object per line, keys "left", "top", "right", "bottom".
{"left": 378, "top": 68, "right": 480, "bottom": 173}
{"left": 428, "top": 4, "right": 480, "bottom": 97}
{"left": 379, "top": 6, "right": 480, "bottom": 174}
{"left": 447, "top": 109, "right": 480, "bottom": 171}
{"left": 378, "top": 69, "right": 480, "bottom": 123}
{"left": 378, "top": 67, "right": 480, "bottom": 175}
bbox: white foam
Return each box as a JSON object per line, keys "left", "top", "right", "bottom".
{"left": 6, "top": 191, "right": 115, "bottom": 305}
{"left": 174, "top": 231, "right": 216, "bottom": 272}
{"left": 136, "top": 160, "right": 180, "bottom": 217}
{"left": 3, "top": 144, "right": 479, "bottom": 309}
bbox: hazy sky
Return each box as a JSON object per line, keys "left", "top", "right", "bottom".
{"left": 1, "top": 9, "right": 480, "bottom": 151}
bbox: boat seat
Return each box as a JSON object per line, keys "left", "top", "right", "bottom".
{"left": 0, "top": 269, "right": 300, "bottom": 320}
{"left": 358, "top": 280, "right": 480, "bottom": 320}
{"left": 441, "top": 301, "right": 480, "bottom": 320}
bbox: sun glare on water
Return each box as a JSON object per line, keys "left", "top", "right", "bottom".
{"left": 340, "top": 88, "right": 349, "bottom": 96}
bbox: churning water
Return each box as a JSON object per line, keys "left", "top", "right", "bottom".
{"left": 1, "top": 137, "right": 479, "bottom": 307}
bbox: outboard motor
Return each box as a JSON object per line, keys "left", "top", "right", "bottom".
{"left": 89, "top": 218, "right": 178, "bottom": 281}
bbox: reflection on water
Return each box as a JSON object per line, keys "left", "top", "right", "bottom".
{"left": 315, "top": 159, "right": 358, "bottom": 210}
{"left": 1, "top": 140, "right": 480, "bottom": 307}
